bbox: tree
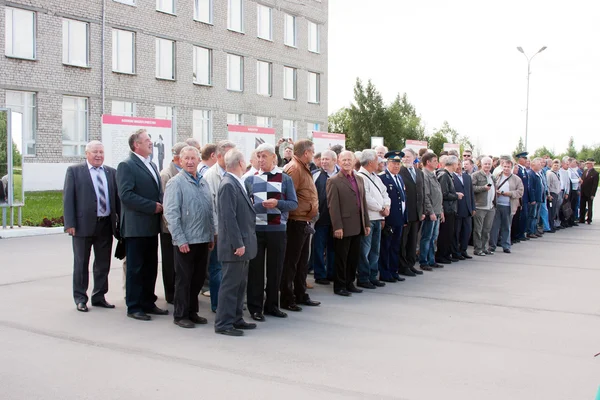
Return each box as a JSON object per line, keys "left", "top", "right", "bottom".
{"left": 347, "top": 78, "right": 389, "bottom": 151}
{"left": 387, "top": 93, "right": 426, "bottom": 149}
{"left": 328, "top": 107, "right": 351, "bottom": 135}
{"left": 566, "top": 136, "right": 577, "bottom": 158}
{"left": 428, "top": 131, "right": 448, "bottom": 156}
{"left": 513, "top": 137, "right": 526, "bottom": 158}
{"left": 533, "top": 146, "right": 556, "bottom": 160}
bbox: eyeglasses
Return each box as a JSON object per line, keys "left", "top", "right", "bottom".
{"left": 462, "top": 154, "right": 471, "bottom": 157}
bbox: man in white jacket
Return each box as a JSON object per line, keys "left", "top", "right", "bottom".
{"left": 356, "top": 150, "right": 391, "bottom": 289}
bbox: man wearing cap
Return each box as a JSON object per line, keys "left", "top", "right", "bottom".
{"left": 579, "top": 158, "right": 599, "bottom": 224}
{"left": 378, "top": 151, "right": 408, "bottom": 281}
{"left": 515, "top": 152, "right": 530, "bottom": 241}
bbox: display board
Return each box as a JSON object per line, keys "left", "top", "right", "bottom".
{"left": 312, "top": 131, "right": 346, "bottom": 153}
{"left": 405, "top": 140, "right": 428, "bottom": 152}
{"left": 443, "top": 143, "right": 461, "bottom": 152}
{"left": 227, "top": 124, "right": 276, "bottom": 164}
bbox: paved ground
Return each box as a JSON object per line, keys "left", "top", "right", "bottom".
{"left": 1, "top": 219, "right": 600, "bottom": 399}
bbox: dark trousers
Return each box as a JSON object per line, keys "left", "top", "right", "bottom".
{"left": 159, "top": 232, "right": 175, "bottom": 303}
{"left": 518, "top": 202, "right": 529, "bottom": 239}
{"left": 548, "top": 193, "right": 558, "bottom": 229}
{"left": 215, "top": 261, "right": 248, "bottom": 332}
{"left": 248, "top": 231, "right": 287, "bottom": 314}
{"left": 570, "top": 190, "right": 579, "bottom": 224}
{"left": 72, "top": 218, "right": 113, "bottom": 304}
{"left": 173, "top": 243, "right": 209, "bottom": 320}
{"left": 453, "top": 215, "right": 472, "bottom": 255}
{"left": 125, "top": 236, "right": 159, "bottom": 314}
{"left": 280, "top": 220, "right": 311, "bottom": 306}
{"left": 436, "top": 212, "right": 455, "bottom": 259}
{"left": 511, "top": 206, "right": 521, "bottom": 240}
{"left": 399, "top": 220, "right": 420, "bottom": 272}
{"left": 580, "top": 194, "right": 594, "bottom": 223}
{"left": 333, "top": 234, "right": 361, "bottom": 291}
{"left": 311, "top": 224, "right": 335, "bottom": 280}
{"left": 379, "top": 225, "right": 403, "bottom": 280}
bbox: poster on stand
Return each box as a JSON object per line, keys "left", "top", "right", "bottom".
{"left": 443, "top": 143, "right": 461, "bottom": 153}
{"left": 227, "top": 125, "right": 276, "bottom": 164}
{"left": 311, "top": 131, "right": 346, "bottom": 153}
{"left": 405, "top": 140, "right": 429, "bottom": 152}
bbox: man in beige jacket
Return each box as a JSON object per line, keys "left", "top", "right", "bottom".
{"left": 490, "top": 159, "right": 524, "bottom": 253}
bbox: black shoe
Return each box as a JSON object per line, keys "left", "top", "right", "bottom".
{"left": 380, "top": 277, "right": 397, "bottom": 283}
{"left": 334, "top": 289, "right": 351, "bottom": 297}
{"left": 357, "top": 281, "right": 376, "bottom": 289}
{"left": 301, "top": 299, "right": 321, "bottom": 306}
{"left": 399, "top": 269, "right": 416, "bottom": 277}
{"left": 216, "top": 328, "right": 244, "bottom": 336}
{"left": 92, "top": 299, "right": 115, "bottom": 309}
{"left": 146, "top": 306, "right": 169, "bottom": 315}
{"left": 392, "top": 275, "right": 406, "bottom": 282}
{"left": 420, "top": 264, "right": 433, "bottom": 271}
{"left": 409, "top": 267, "right": 424, "bottom": 275}
{"left": 503, "top": 248, "right": 511, "bottom": 254}
{"left": 522, "top": 236, "right": 531, "bottom": 240}
{"left": 127, "top": 312, "right": 151, "bottom": 321}
{"left": 174, "top": 318, "right": 195, "bottom": 328}
{"left": 251, "top": 312, "right": 265, "bottom": 322}
{"left": 189, "top": 313, "right": 208, "bottom": 324}
{"left": 450, "top": 256, "right": 461, "bottom": 262}
{"left": 461, "top": 252, "right": 473, "bottom": 259}
{"left": 545, "top": 230, "right": 556, "bottom": 233}
{"left": 587, "top": 221, "right": 592, "bottom": 225}
{"left": 347, "top": 284, "right": 363, "bottom": 293}
{"left": 282, "top": 303, "right": 302, "bottom": 312}
{"left": 431, "top": 263, "right": 444, "bottom": 268}
{"left": 371, "top": 280, "right": 386, "bottom": 287}
{"left": 76, "top": 303, "right": 88, "bottom": 312}
{"left": 315, "top": 279, "right": 330, "bottom": 285}
{"left": 266, "top": 308, "right": 287, "bottom": 318}
{"left": 436, "top": 257, "right": 452, "bottom": 264}
{"left": 233, "top": 320, "right": 257, "bottom": 330}
{"left": 453, "top": 254, "right": 466, "bottom": 261}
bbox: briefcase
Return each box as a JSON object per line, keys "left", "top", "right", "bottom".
{"left": 561, "top": 202, "right": 573, "bottom": 220}
{"left": 114, "top": 239, "right": 126, "bottom": 260}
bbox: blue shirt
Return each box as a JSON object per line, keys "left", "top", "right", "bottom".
{"left": 87, "top": 161, "right": 110, "bottom": 217}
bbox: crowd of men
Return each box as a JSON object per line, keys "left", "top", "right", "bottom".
{"left": 63, "top": 131, "right": 599, "bottom": 337}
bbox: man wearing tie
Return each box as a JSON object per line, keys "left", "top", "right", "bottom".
{"left": 452, "top": 159, "right": 476, "bottom": 259}
{"left": 515, "top": 152, "right": 530, "bottom": 241}
{"left": 579, "top": 158, "right": 599, "bottom": 224}
{"left": 63, "top": 140, "right": 120, "bottom": 312}
{"left": 117, "top": 129, "right": 167, "bottom": 321}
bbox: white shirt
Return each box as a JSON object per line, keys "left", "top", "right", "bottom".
{"left": 133, "top": 152, "right": 159, "bottom": 184}
{"left": 357, "top": 167, "right": 391, "bottom": 221}
{"left": 87, "top": 161, "right": 111, "bottom": 217}
{"left": 228, "top": 172, "right": 248, "bottom": 195}
{"left": 482, "top": 173, "right": 495, "bottom": 210}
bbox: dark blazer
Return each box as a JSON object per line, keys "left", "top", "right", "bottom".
{"left": 581, "top": 168, "right": 599, "bottom": 197}
{"left": 116, "top": 153, "right": 163, "bottom": 238}
{"left": 217, "top": 173, "right": 258, "bottom": 262}
{"left": 436, "top": 169, "right": 458, "bottom": 214}
{"left": 313, "top": 169, "right": 333, "bottom": 226}
{"left": 63, "top": 162, "right": 120, "bottom": 237}
{"left": 453, "top": 172, "right": 475, "bottom": 217}
{"left": 379, "top": 170, "right": 408, "bottom": 227}
{"left": 326, "top": 171, "right": 370, "bottom": 237}
{"left": 527, "top": 170, "right": 544, "bottom": 203}
{"left": 399, "top": 166, "right": 424, "bottom": 222}
{"left": 517, "top": 165, "right": 529, "bottom": 203}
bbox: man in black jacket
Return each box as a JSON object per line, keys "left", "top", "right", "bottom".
{"left": 435, "top": 155, "right": 462, "bottom": 264}
{"left": 452, "top": 159, "right": 476, "bottom": 259}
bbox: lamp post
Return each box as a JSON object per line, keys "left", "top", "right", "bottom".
{"left": 516, "top": 46, "right": 547, "bottom": 151}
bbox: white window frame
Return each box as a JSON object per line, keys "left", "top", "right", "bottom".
{"left": 307, "top": 122, "right": 320, "bottom": 137}
{"left": 5, "top": 7, "right": 36, "bottom": 60}
{"left": 256, "top": 116, "right": 273, "bottom": 128}
{"left": 256, "top": 60, "right": 272, "bottom": 97}
{"left": 308, "top": 21, "right": 320, "bottom": 53}
{"left": 114, "top": 0, "right": 136, "bottom": 5}
{"left": 111, "top": 100, "right": 135, "bottom": 117}
{"left": 112, "top": 29, "right": 135, "bottom": 74}
{"left": 227, "top": 0, "right": 244, "bottom": 33}
{"left": 155, "top": 38, "right": 175, "bottom": 80}
{"left": 62, "top": 19, "right": 89, "bottom": 67}
{"left": 6, "top": 91, "right": 37, "bottom": 156}
{"left": 156, "top": 0, "right": 176, "bottom": 14}
{"left": 227, "top": 113, "right": 243, "bottom": 126}
{"left": 193, "top": 109, "right": 213, "bottom": 145}
{"left": 256, "top": 4, "right": 272, "bottom": 41}
{"left": 155, "top": 105, "right": 176, "bottom": 141}
{"left": 283, "top": 120, "right": 298, "bottom": 141}
{"left": 308, "top": 72, "right": 320, "bottom": 104}
{"left": 284, "top": 13, "right": 297, "bottom": 47}
{"left": 194, "top": 0, "right": 213, "bottom": 24}
{"left": 283, "top": 66, "right": 297, "bottom": 100}
{"left": 227, "top": 54, "right": 244, "bottom": 92}
{"left": 193, "top": 46, "right": 212, "bottom": 85}
{"left": 62, "top": 96, "right": 88, "bottom": 157}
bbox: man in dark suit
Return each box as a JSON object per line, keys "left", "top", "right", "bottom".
{"left": 579, "top": 158, "right": 599, "bottom": 224}
{"left": 64, "top": 141, "right": 120, "bottom": 312}
{"left": 516, "top": 152, "right": 530, "bottom": 241}
{"left": 526, "top": 158, "right": 544, "bottom": 238}
{"left": 398, "top": 148, "right": 425, "bottom": 276}
{"left": 215, "top": 149, "right": 258, "bottom": 336}
{"left": 154, "top": 135, "right": 165, "bottom": 171}
{"left": 453, "top": 160, "right": 476, "bottom": 259}
{"left": 116, "top": 129, "right": 167, "bottom": 321}
{"left": 326, "top": 151, "right": 370, "bottom": 297}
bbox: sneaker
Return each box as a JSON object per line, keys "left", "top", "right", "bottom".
{"left": 474, "top": 251, "right": 486, "bottom": 256}
{"left": 485, "top": 249, "right": 495, "bottom": 255}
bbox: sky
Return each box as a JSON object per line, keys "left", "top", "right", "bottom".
{"left": 327, "top": 0, "right": 600, "bottom": 156}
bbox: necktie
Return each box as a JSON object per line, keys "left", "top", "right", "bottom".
{"left": 95, "top": 167, "right": 107, "bottom": 214}
{"left": 409, "top": 167, "right": 416, "bottom": 182}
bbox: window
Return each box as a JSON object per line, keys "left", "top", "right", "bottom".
{"left": 256, "top": 61, "right": 272, "bottom": 96}
{"left": 194, "top": 0, "right": 212, "bottom": 23}
{"left": 156, "top": 38, "right": 175, "bottom": 80}
{"left": 227, "top": 113, "right": 243, "bottom": 125}
{"left": 227, "top": 54, "right": 243, "bottom": 91}
{"left": 5, "top": 8, "right": 36, "bottom": 59}
{"left": 156, "top": 0, "right": 175, "bottom": 14}
{"left": 284, "top": 14, "right": 297, "bottom": 47}
{"left": 62, "top": 96, "right": 88, "bottom": 156}
{"left": 308, "top": 72, "right": 320, "bottom": 103}
{"left": 283, "top": 67, "right": 297, "bottom": 100}
{"left": 256, "top": 116, "right": 272, "bottom": 128}
{"left": 6, "top": 91, "right": 36, "bottom": 156}
{"left": 193, "top": 46, "right": 212, "bottom": 85}
{"left": 227, "top": 0, "right": 244, "bottom": 32}
{"left": 308, "top": 21, "right": 320, "bottom": 53}
{"left": 283, "top": 120, "right": 297, "bottom": 141}
{"left": 257, "top": 4, "right": 272, "bottom": 40}
{"left": 307, "top": 122, "right": 320, "bottom": 137}
{"left": 62, "top": 19, "right": 89, "bottom": 67}
{"left": 111, "top": 101, "right": 135, "bottom": 117}
{"left": 155, "top": 105, "right": 175, "bottom": 140}
{"left": 112, "top": 29, "right": 135, "bottom": 73}
{"left": 193, "top": 109, "right": 212, "bottom": 145}
{"left": 114, "top": 0, "right": 136, "bottom": 5}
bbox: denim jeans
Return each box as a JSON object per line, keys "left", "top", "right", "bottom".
{"left": 527, "top": 202, "right": 542, "bottom": 234}
{"left": 419, "top": 218, "right": 440, "bottom": 266}
{"left": 311, "top": 224, "right": 335, "bottom": 280}
{"left": 539, "top": 202, "right": 551, "bottom": 231}
{"left": 208, "top": 243, "right": 222, "bottom": 312}
{"left": 358, "top": 220, "right": 382, "bottom": 283}
{"left": 490, "top": 205, "right": 512, "bottom": 250}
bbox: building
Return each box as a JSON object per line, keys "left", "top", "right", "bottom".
{"left": 1, "top": 0, "right": 328, "bottom": 190}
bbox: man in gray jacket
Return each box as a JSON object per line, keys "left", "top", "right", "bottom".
{"left": 472, "top": 157, "right": 496, "bottom": 256}
{"left": 163, "top": 146, "right": 215, "bottom": 329}
{"left": 419, "top": 152, "right": 444, "bottom": 270}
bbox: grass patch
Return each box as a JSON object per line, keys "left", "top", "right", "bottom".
{"left": 22, "top": 191, "right": 64, "bottom": 227}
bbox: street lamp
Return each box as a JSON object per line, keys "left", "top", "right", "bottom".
{"left": 516, "top": 46, "right": 547, "bottom": 151}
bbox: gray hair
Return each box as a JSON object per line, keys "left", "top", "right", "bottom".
{"left": 360, "top": 149, "right": 378, "bottom": 167}
{"left": 172, "top": 142, "right": 187, "bottom": 157}
{"left": 402, "top": 148, "right": 417, "bottom": 158}
{"left": 255, "top": 143, "right": 276, "bottom": 155}
{"left": 445, "top": 155, "right": 459, "bottom": 166}
{"left": 448, "top": 150, "right": 459, "bottom": 157}
{"left": 321, "top": 150, "right": 337, "bottom": 160}
{"left": 374, "top": 145, "right": 388, "bottom": 153}
{"left": 224, "top": 149, "right": 245, "bottom": 170}
{"left": 354, "top": 151, "right": 362, "bottom": 161}
{"left": 501, "top": 158, "right": 514, "bottom": 167}
{"left": 185, "top": 138, "right": 201, "bottom": 149}
{"left": 85, "top": 140, "right": 103, "bottom": 152}
{"left": 179, "top": 145, "right": 200, "bottom": 158}
{"left": 481, "top": 156, "right": 492, "bottom": 164}
{"left": 562, "top": 156, "right": 570, "bottom": 164}
{"left": 216, "top": 140, "right": 236, "bottom": 156}
{"left": 439, "top": 155, "right": 448, "bottom": 166}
